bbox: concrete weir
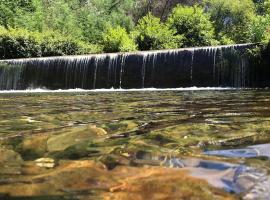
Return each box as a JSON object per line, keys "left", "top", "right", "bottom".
{"left": 0, "top": 44, "right": 262, "bottom": 90}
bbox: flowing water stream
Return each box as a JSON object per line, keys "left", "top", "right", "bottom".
{"left": 0, "top": 89, "right": 270, "bottom": 199}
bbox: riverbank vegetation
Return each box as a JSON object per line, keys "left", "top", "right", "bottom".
{"left": 1, "top": 0, "right": 270, "bottom": 58}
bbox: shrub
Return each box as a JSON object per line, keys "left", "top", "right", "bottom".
{"left": 217, "top": 33, "right": 235, "bottom": 45}
{"left": 76, "top": 42, "right": 103, "bottom": 55}
{"left": 133, "top": 13, "right": 182, "bottom": 51}
{"left": 0, "top": 26, "right": 41, "bottom": 59}
{"left": 40, "top": 31, "right": 102, "bottom": 56}
{"left": 0, "top": 27, "right": 102, "bottom": 59}
{"left": 102, "top": 26, "right": 137, "bottom": 53}
{"left": 167, "top": 5, "right": 217, "bottom": 47}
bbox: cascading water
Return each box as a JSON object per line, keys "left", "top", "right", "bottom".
{"left": 119, "top": 54, "right": 127, "bottom": 89}
{"left": 0, "top": 64, "right": 22, "bottom": 90}
{"left": 190, "top": 49, "right": 194, "bottom": 83}
{"left": 0, "top": 44, "right": 260, "bottom": 90}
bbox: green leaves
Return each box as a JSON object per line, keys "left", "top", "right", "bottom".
{"left": 204, "top": 0, "right": 270, "bottom": 44}
{"left": 133, "top": 13, "right": 182, "bottom": 50}
{"left": 0, "top": 0, "right": 134, "bottom": 44}
{"left": 0, "top": 27, "right": 102, "bottom": 59}
{"left": 251, "top": 14, "right": 270, "bottom": 43}
{"left": 167, "top": 5, "right": 217, "bottom": 47}
{"left": 204, "top": 0, "right": 256, "bottom": 43}
{"left": 0, "top": 0, "right": 270, "bottom": 57}
{"left": 102, "top": 26, "right": 137, "bottom": 53}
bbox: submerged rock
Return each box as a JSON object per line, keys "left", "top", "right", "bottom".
{"left": 47, "top": 125, "right": 107, "bottom": 152}
{"left": 0, "top": 148, "right": 23, "bottom": 175}
{"left": 20, "top": 134, "right": 49, "bottom": 159}
{"left": 0, "top": 160, "right": 235, "bottom": 200}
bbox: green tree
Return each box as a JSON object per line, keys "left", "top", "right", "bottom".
{"left": 253, "top": 0, "right": 270, "bottom": 15}
{"left": 102, "top": 26, "right": 137, "bottom": 52}
{"left": 73, "top": 0, "right": 135, "bottom": 43}
{"left": 42, "top": 0, "right": 82, "bottom": 39}
{"left": 204, "top": 0, "right": 256, "bottom": 43}
{"left": 0, "top": 0, "right": 136, "bottom": 44}
{"left": 250, "top": 14, "right": 270, "bottom": 43}
{"left": 265, "top": 0, "right": 270, "bottom": 12}
{"left": 133, "top": 13, "right": 182, "bottom": 50}
{"left": 167, "top": 5, "right": 217, "bottom": 47}
{"left": 0, "top": 0, "right": 35, "bottom": 28}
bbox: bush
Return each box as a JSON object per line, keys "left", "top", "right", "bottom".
{"left": 217, "top": 33, "right": 235, "bottom": 45}
{"left": 76, "top": 42, "right": 103, "bottom": 55}
{"left": 0, "top": 26, "right": 41, "bottom": 59}
{"left": 102, "top": 26, "right": 137, "bottom": 53}
{"left": 167, "top": 5, "right": 217, "bottom": 47}
{"left": 40, "top": 31, "right": 102, "bottom": 56}
{"left": 133, "top": 13, "right": 182, "bottom": 51}
{"left": 0, "top": 27, "right": 102, "bottom": 59}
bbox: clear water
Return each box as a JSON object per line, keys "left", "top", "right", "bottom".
{"left": 1, "top": 89, "right": 270, "bottom": 199}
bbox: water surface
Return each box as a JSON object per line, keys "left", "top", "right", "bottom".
{"left": 1, "top": 89, "right": 270, "bottom": 199}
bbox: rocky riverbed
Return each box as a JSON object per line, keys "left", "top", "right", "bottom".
{"left": 1, "top": 89, "right": 270, "bottom": 199}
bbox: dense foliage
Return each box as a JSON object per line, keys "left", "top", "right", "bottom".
{"left": 0, "top": 0, "right": 270, "bottom": 58}
{"left": 204, "top": 0, "right": 256, "bottom": 43}
{"left": 102, "top": 26, "right": 137, "bottom": 52}
{"left": 0, "top": 27, "right": 101, "bottom": 59}
{"left": 133, "top": 13, "right": 182, "bottom": 50}
{"left": 167, "top": 5, "right": 217, "bottom": 47}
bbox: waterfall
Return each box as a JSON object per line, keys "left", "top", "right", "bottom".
{"left": 190, "top": 49, "right": 194, "bottom": 84}
{"left": 93, "top": 57, "right": 100, "bottom": 89}
{"left": 0, "top": 63, "right": 22, "bottom": 90}
{"left": 0, "top": 44, "right": 258, "bottom": 90}
{"left": 213, "top": 48, "right": 217, "bottom": 83}
{"left": 119, "top": 54, "right": 127, "bottom": 89}
{"left": 142, "top": 53, "right": 150, "bottom": 88}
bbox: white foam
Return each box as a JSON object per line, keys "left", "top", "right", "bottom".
{"left": 0, "top": 87, "right": 242, "bottom": 94}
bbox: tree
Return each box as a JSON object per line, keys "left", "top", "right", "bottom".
{"left": 132, "top": 0, "right": 202, "bottom": 21}
{"left": 74, "top": 0, "right": 135, "bottom": 43}
{"left": 250, "top": 14, "right": 270, "bottom": 43}
{"left": 265, "top": 0, "right": 270, "bottom": 13}
{"left": 0, "top": 0, "right": 35, "bottom": 28}
{"left": 204, "top": 0, "right": 256, "bottom": 43}
{"left": 253, "top": 0, "right": 270, "bottom": 15}
{"left": 133, "top": 13, "right": 182, "bottom": 50}
{"left": 0, "top": 0, "right": 136, "bottom": 44}
{"left": 167, "top": 5, "right": 217, "bottom": 47}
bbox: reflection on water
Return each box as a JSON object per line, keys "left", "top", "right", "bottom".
{"left": 205, "top": 143, "right": 270, "bottom": 158}
{"left": 1, "top": 89, "right": 270, "bottom": 199}
{"left": 134, "top": 151, "right": 270, "bottom": 195}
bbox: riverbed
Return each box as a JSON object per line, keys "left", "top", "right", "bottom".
{"left": 0, "top": 89, "right": 270, "bottom": 199}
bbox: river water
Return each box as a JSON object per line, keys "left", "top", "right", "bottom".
{"left": 0, "top": 89, "right": 270, "bottom": 199}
